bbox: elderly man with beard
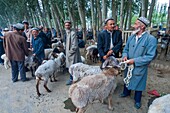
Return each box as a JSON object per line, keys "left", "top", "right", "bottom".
{"left": 64, "top": 20, "right": 82, "bottom": 85}
{"left": 3, "top": 23, "right": 29, "bottom": 82}
{"left": 97, "top": 18, "right": 122, "bottom": 63}
{"left": 120, "top": 17, "right": 157, "bottom": 109}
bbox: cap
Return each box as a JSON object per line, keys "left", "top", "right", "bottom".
{"left": 31, "top": 27, "right": 39, "bottom": 31}
{"left": 22, "top": 20, "right": 29, "bottom": 24}
{"left": 104, "top": 18, "right": 114, "bottom": 25}
{"left": 137, "top": 17, "right": 150, "bottom": 27}
{"left": 4, "top": 28, "right": 9, "bottom": 31}
{"left": 14, "top": 23, "right": 24, "bottom": 30}
{"left": 64, "top": 20, "right": 71, "bottom": 24}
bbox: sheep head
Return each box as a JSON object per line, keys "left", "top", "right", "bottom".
{"left": 101, "top": 56, "right": 120, "bottom": 76}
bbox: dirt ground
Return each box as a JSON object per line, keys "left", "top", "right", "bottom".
{"left": 0, "top": 56, "right": 170, "bottom": 113}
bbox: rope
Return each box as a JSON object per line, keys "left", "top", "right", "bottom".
{"left": 123, "top": 64, "right": 134, "bottom": 87}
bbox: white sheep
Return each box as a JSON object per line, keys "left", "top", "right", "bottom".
{"left": 35, "top": 52, "right": 65, "bottom": 96}
{"left": 148, "top": 94, "right": 170, "bottom": 113}
{"left": 44, "top": 48, "right": 53, "bottom": 60}
{"left": 69, "top": 57, "right": 120, "bottom": 113}
{"left": 1, "top": 54, "right": 10, "bottom": 69}
{"left": 69, "top": 63, "right": 102, "bottom": 82}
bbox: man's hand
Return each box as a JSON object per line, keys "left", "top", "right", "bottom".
{"left": 103, "top": 55, "right": 108, "bottom": 60}
{"left": 123, "top": 56, "right": 128, "bottom": 61}
{"left": 123, "top": 57, "right": 134, "bottom": 64}
{"left": 127, "top": 59, "right": 134, "bottom": 64}
{"left": 107, "top": 50, "right": 113, "bottom": 56}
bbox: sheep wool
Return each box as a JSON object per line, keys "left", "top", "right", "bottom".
{"left": 148, "top": 94, "right": 170, "bottom": 113}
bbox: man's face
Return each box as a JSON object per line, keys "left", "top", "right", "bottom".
{"left": 106, "top": 20, "right": 115, "bottom": 32}
{"left": 133, "top": 20, "right": 142, "bottom": 30}
{"left": 132, "top": 20, "right": 143, "bottom": 34}
{"left": 65, "top": 22, "right": 71, "bottom": 30}
{"left": 24, "top": 23, "right": 29, "bottom": 29}
{"left": 32, "top": 30, "right": 39, "bottom": 38}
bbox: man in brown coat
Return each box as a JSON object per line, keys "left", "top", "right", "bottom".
{"left": 3, "top": 23, "right": 29, "bottom": 82}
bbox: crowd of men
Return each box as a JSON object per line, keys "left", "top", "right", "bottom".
{"left": 0, "top": 16, "right": 158, "bottom": 109}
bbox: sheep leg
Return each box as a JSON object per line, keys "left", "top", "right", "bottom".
{"left": 50, "top": 75, "right": 53, "bottom": 82}
{"left": 77, "top": 107, "right": 86, "bottom": 113}
{"left": 53, "top": 75, "right": 58, "bottom": 82}
{"left": 36, "top": 79, "right": 41, "bottom": 96}
{"left": 108, "top": 94, "right": 114, "bottom": 110}
{"left": 44, "top": 80, "right": 51, "bottom": 92}
{"left": 30, "top": 67, "right": 34, "bottom": 77}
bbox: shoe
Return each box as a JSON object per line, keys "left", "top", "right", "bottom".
{"left": 119, "top": 93, "right": 129, "bottom": 98}
{"left": 12, "top": 80, "right": 18, "bottom": 83}
{"left": 66, "top": 80, "right": 73, "bottom": 85}
{"left": 22, "top": 78, "right": 30, "bottom": 82}
{"left": 134, "top": 102, "right": 141, "bottom": 109}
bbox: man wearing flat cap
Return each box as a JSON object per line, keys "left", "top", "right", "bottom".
{"left": 120, "top": 17, "right": 157, "bottom": 109}
{"left": 3, "top": 23, "right": 29, "bottom": 82}
{"left": 31, "top": 27, "right": 45, "bottom": 64}
{"left": 97, "top": 18, "right": 123, "bottom": 62}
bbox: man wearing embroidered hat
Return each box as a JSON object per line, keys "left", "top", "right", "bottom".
{"left": 120, "top": 17, "right": 157, "bottom": 109}
{"left": 3, "top": 23, "right": 29, "bottom": 82}
{"left": 64, "top": 20, "right": 82, "bottom": 85}
{"left": 97, "top": 18, "right": 123, "bottom": 62}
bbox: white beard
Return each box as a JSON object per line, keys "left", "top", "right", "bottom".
{"left": 132, "top": 28, "right": 140, "bottom": 35}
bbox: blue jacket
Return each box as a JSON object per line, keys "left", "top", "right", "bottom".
{"left": 32, "top": 36, "right": 45, "bottom": 62}
{"left": 97, "top": 30, "right": 122, "bottom": 61}
{"left": 122, "top": 32, "right": 157, "bottom": 91}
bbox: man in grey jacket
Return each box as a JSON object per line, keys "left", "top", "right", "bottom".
{"left": 64, "top": 20, "right": 82, "bottom": 85}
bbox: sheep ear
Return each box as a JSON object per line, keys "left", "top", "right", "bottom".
{"left": 101, "top": 60, "right": 109, "bottom": 69}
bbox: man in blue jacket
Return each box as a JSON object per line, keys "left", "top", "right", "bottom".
{"left": 31, "top": 28, "right": 45, "bottom": 64}
{"left": 120, "top": 17, "right": 157, "bottom": 109}
{"left": 97, "top": 18, "right": 122, "bottom": 62}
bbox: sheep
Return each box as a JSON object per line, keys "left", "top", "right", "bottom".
{"left": 69, "top": 56, "right": 120, "bottom": 113}
{"left": 44, "top": 48, "right": 53, "bottom": 60}
{"left": 35, "top": 52, "right": 66, "bottom": 96}
{"left": 85, "top": 45, "right": 99, "bottom": 63}
{"left": 69, "top": 63, "right": 102, "bottom": 82}
{"left": 148, "top": 94, "right": 170, "bottom": 113}
{"left": 51, "top": 41, "right": 65, "bottom": 53}
{"left": 25, "top": 55, "right": 40, "bottom": 77}
{"left": 1, "top": 54, "right": 10, "bottom": 69}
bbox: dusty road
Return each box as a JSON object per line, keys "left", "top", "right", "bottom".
{"left": 0, "top": 59, "right": 170, "bottom": 113}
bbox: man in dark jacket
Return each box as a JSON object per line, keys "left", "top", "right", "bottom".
{"left": 97, "top": 18, "right": 123, "bottom": 62}
{"left": 3, "top": 23, "right": 29, "bottom": 82}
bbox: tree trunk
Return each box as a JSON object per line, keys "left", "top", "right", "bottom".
{"left": 112, "top": 0, "right": 117, "bottom": 24}
{"left": 66, "top": 0, "right": 76, "bottom": 28}
{"left": 102, "top": 0, "right": 107, "bottom": 23}
{"left": 90, "top": 0, "right": 96, "bottom": 41}
{"left": 127, "top": 0, "right": 132, "bottom": 29}
{"left": 77, "top": 0, "right": 86, "bottom": 41}
{"left": 53, "top": 5, "right": 64, "bottom": 39}
{"left": 141, "top": 0, "right": 148, "bottom": 17}
{"left": 120, "top": 0, "right": 124, "bottom": 30}
{"left": 167, "top": 1, "right": 170, "bottom": 33}
{"left": 97, "top": 0, "right": 102, "bottom": 30}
